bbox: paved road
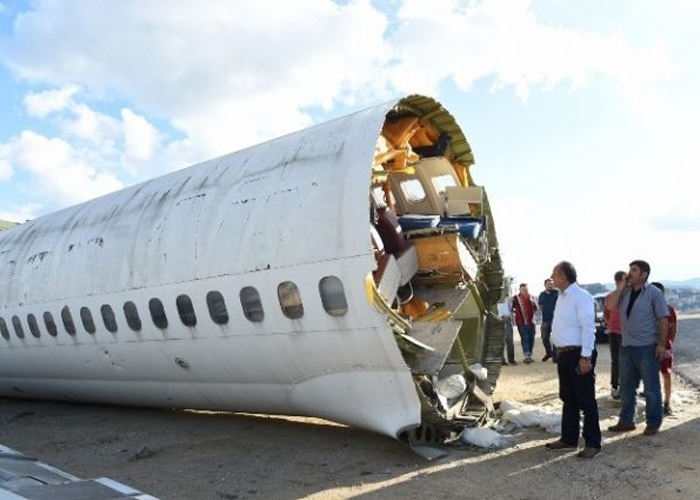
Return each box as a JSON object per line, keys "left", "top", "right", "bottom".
{"left": 673, "top": 315, "right": 700, "bottom": 388}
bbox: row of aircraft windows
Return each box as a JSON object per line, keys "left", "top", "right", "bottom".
{"left": 0, "top": 276, "right": 348, "bottom": 341}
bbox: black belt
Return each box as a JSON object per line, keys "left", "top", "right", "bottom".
{"left": 557, "top": 345, "right": 581, "bottom": 353}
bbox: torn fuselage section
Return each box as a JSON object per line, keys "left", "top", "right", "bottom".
{"left": 367, "top": 97, "right": 507, "bottom": 450}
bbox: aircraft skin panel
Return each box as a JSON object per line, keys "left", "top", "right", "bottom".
{"left": 0, "top": 254, "right": 419, "bottom": 437}
{"left": 0, "top": 260, "right": 402, "bottom": 365}
{"left": 0, "top": 320, "right": 409, "bottom": 387}
{"left": 0, "top": 374, "right": 419, "bottom": 438}
{"left": 0, "top": 103, "right": 389, "bottom": 305}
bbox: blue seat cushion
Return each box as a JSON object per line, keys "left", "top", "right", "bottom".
{"left": 438, "top": 216, "right": 484, "bottom": 240}
{"left": 399, "top": 214, "right": 441, "bottom": 231}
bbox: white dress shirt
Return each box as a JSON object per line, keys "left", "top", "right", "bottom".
{"left": 551, "top": 282, "right": 596, "bottom": 357}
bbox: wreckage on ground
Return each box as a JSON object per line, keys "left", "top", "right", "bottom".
{"left": 0, "top": 95, "right": 508, "bottom": 457}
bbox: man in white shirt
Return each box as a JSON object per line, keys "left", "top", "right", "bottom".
{"left": 544, "top": 261, "right": 601, "bottom": 459}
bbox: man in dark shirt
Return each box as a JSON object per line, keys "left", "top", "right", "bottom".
{"left": 538, "top": 278, "right": 559, "bottom": 362}
{"left": 607, "top": 259, "right": 669, "bottom": 436}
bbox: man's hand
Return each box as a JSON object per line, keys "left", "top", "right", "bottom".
{"left": 656, "top": 344, "right": 667, "bottom": 360}
{"left": 578, "top": 357, "right": 592, "bottom": 375}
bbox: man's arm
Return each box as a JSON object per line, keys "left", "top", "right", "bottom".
{"left": 656, "top": 317, "right": 669, "bottom": 360}
{"left": 531, "top": 295, "right": 538, "bottom": 310}
{"left": 578, "top": 294, "right": 597, "bottom": 374}
{"left": 606, "top": 281, "right": 627, "bottom": 311}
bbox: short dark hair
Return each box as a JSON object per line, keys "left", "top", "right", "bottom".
{"left": 544, "top": 278, "right": 553, "bottom": 286}
{"left": 557, "top": 260, "right": 577, "bottom": 283}
{"left": 651, "top": 281, "right": 665, "bottom": 293}
{"left": 614, "top": 271, "right": 626, "bottom": 282}
{"left": 519, "top": 283, "right": 527, "bottom": 288}
{"left": 629, "top": 259, "right": 651, "bottom": 280}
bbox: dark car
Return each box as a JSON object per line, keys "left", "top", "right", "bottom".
{"left": 593, "top": 293, "right": 607, "bottom": 342}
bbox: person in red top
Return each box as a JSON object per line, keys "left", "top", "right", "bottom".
{"left": 651, "top": 282, "right": 678, "bottom": 415}
{"left": 604, "top": 271, "right": 627, "bottom": 400}
{"left": 512, "top": 283, "right": 538, "bottom": 364}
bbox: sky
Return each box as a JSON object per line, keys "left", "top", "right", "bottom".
{"left": 1, "top": 0, "right": 699, "bottom": 290}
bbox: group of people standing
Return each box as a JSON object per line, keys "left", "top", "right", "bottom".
{"left": 501, "top": 259, "right": 677, "bottom": 459}
{"left": 502, "top": 278, "right": 558, "bottom": 365}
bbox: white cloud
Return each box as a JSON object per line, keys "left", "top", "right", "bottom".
{"left": 386, "top": 0, "right": 676, "bottom": 100}
{"left": 2, "top": 0, "right": 391, "bottom": 158}
{"left": 0, "top": 203, "right": 42, "bottom": 223}
{"left": 5, "top": 130, "right": 123, "bottom": 208}
{"left": 0, "top": 140, "right": 14, "bottom": 179}
{"left": 1, "top": 0, "right": 676, "bottom": 159}
{"left": 63, "top": 102, "right": 120, "bottom": 145}
{"left": 21, "top": 85, "right": 122, "bottom": 148}
{"left": 23, "top": 84, "right": 81, "bottom": 117}
{"left": 121, "top": 108, "right": 160, "bottom": 162}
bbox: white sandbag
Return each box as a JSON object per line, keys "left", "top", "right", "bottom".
{"left": 468, "top": 363, "right": 488, "bottom": 381}
{"left": 538, "top": 413, "right": 562, "bottom": 434}
{"left": 518, "top": 405, "right": 545, "bottom": 426}
{"left": 502, "top": 409, "right": 528, "bottom": 427}
{"left": 502, "top": 407, "right": 541, "bottom": 427}
{"left": 434, "top": 374, "right": 467, "bottom": 399}
{"left": 499, "top": 400, "right": 521, "bottom": 413}
{"left": 501, "top": 401, "right": 560, "bottom": 428}
{"left": 459, "top": 427, "right": 509, "bottom": 448}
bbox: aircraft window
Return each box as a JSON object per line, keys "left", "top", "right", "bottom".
{"left": 400, "top": 179, "right": 426, "bottom": 203}
{"left": 27, "top": 314, "right": 41, "bottom": 338}
{"left": 431, "top": 174, "right": 457, "bottom": 195}
{"left": 206, "top": 291, "right": 229, "bottom": 325}
{"left": 123, "top": 301, "right": 142, "bottom": 331}
{"left": 101, "top": 305, "right": 118, "bottom": 333}
{"left": 61, "top": 306, "right": 77, "bottom": 336}
{"left": 278, "top": 281, "right": 304, "bottom": 320}
{"left": 44, "top": 312, "right": 58, "bottom": 337}
{"left": 0, "top": 317, "right": 9, "bottom": 340}
{"left": 240, "top": 287, "right": 264, "bottom": 322}
{"left": 12, "top": 315, "right": 25, "bottom": 339}
{"left": 149, "top": 298, "right": 168, "bottom": 329}
{"left": 319, "top": 276, "right": 348, "bottom": 317}
{"left": 176, "top": 294, "right": 197, "bottom": 327}
{"left": 80, "top": 307, "right": 96, "bottom": 334}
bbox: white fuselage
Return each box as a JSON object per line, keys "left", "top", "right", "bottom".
{"left": 0, "top": 99, "right": 421, "bottom": 438}
{"left": 0, "top": 95, "right": 504, "bottom": 442}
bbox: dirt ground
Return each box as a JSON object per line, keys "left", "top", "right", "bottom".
{"left": 1, "top": 325, "right": 699, "bottom": 500}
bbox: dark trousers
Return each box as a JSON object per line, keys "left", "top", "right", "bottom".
{"left": 517, "top": 324, "right": 536, "bottom": 357}
{"left": 557, "top": 349, "right": 601, "bottom": 448}
{"left": 503, "top": 317, "right": 515, "bottom": 363}
{"left": 541, "top": 321, "right": 553, "bottom": 357}
{"left": 609, "top": 333, "right": 621, "bottom": 389}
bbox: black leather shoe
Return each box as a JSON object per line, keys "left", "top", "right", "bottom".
{"left": 542, "top": 354, "right": 552, "bottom": 362}
{"left": 577, "top": 447, "right": 601, "bottom": 459}
{"left": 545, "top": 440, "right": 577, "bottom": 450}
{"left": 608, "top": 422, "right": 636, "bottom": 432}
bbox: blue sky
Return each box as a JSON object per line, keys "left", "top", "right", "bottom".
{"left": 1, "top": 0, "right": 698, "bottom": 289}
